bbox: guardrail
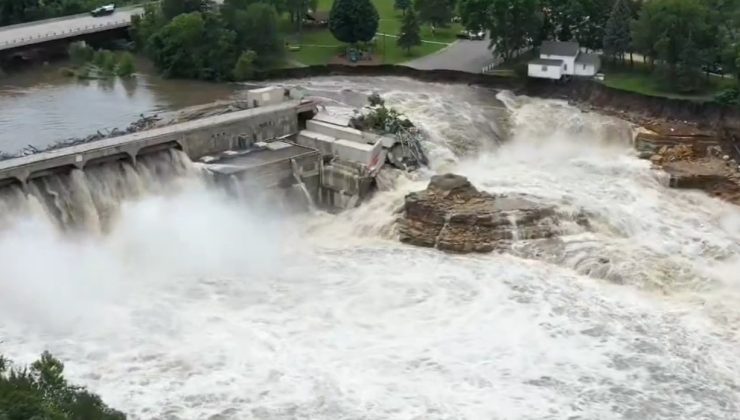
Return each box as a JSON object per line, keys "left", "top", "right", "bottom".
{"left": 0, "top": 17, "right": 134, "bottom": 51}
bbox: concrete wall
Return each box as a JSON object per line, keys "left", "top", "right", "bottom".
{"left": 0, "top": 100, "right": 308, "bottom": 186}
{"left": 179, "top": 106, "right": 299, "bottom": 159}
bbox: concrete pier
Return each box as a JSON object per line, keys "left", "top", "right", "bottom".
{"left": 0, "top": 99, "right": 316, "bottom": 187}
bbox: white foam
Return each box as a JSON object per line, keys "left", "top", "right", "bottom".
{"left": 1, "top": 79, "right": 739, "bottom": 419}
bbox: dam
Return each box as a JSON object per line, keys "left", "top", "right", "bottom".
{"left": 0, "top": 85, "right": 407, "bottom": 225}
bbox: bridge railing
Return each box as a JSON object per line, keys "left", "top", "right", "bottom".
{"left": 0, "top": 18, "right": 133, "bottom": 51}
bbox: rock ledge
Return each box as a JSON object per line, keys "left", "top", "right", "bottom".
{"left": 399, "top": 174, "right": 571, "bottom": 253}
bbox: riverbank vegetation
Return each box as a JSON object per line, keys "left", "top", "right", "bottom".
{"left": 457, "top": 0, "right": 740, "bottom": 102}
{"left": 0, "top": 0, "right": 136, "bottom": 26}
{"left": 63, "top": 41, "right": 137, "bottom": 79}
{"left": 0, "top": 352, "right": 125, "bottom": 419}
{"left": 131, "top": 0, "right": 282, "bottom": 80}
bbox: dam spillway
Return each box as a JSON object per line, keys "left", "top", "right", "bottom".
{"left": 0, "top": 98, "right": 316, "bottom": 187}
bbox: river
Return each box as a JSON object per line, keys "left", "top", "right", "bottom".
{"left": 0, "top": 75, "right": 739, "bottom": 420}
{"left": 0, "top": 61, "right": 238, "bottom": 154}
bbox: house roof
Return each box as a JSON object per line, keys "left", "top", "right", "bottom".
{"left": 576, "top": 52, "right": 600, "bottom": 66}
{"left": 529, "top": 58, "right": 563, "bottom": 66}
{"left": 540, "top": 41, "right": 579, "bottom": 57}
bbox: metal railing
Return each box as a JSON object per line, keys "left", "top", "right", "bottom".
{"left": 0, "top": 17, "right": 135, "bottom": 50}
{"left": 480, "top": 47, "right": 531, "bottom": 74}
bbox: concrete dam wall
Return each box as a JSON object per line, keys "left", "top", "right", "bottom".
{"left": 0, "top": 99, "right": 312, "bottom": 187}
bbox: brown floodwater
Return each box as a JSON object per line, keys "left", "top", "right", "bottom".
{"left": 0, "top": 60, "right": 240, "bottom": 154}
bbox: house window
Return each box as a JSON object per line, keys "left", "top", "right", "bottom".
{"left": 582, "top": 64, "right": 587, "bottom": 70}
{"left": 564, "top": 64, "right": 568, "bottom": 71}
{"left": 542, "top": 65, "right": 547, "bottom": 71}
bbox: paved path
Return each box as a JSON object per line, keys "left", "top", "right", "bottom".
{"left": 375, "top": 33, "right": 451, "bottom": 46}
{"left": 403, "top": 36, "right": 495, "bottom": 74}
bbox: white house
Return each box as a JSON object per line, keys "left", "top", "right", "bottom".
{"left": 528, "top": 41, "right": 601, "bottom": 80}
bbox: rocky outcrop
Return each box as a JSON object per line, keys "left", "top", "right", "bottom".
{"left": 398, "top": 174, "right": 575, "bottom": 253}
{"left": 642, "top": 142, "right": 740, "bottom": 205}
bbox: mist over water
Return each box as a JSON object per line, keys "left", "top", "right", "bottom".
{"left": 1, "top": 77, "right": 739, "bottom": 419}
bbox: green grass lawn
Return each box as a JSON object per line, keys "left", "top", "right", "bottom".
{"left": 284, "top": 0, "right": 463, "bottom": 66}
{"left": 601, "top": 64, "right": 736, "bottom": 102}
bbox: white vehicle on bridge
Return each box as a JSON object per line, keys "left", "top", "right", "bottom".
{"left": 90, "top": 4, "right": 116, "bottom": 17}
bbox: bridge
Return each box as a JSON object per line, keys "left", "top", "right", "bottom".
{"left": 0, "top": 1, "right": 225, "bottom": 53}
{"left": 0, "top": 8, "right": 143, "bottom": 53}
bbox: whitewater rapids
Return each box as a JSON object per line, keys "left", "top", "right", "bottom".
{"left": 1, "top": 77, "right": 739, "bottom": 419}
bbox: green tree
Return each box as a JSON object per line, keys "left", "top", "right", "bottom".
{"left": 457, "top": 0, "right": 491, "bottom": 32}
{"left": 223, "top": 0, "right": 286, "bottom": 14}
{"left": 131, "top": 3, "right": 167, "bottom": 49}
{"left": 535, "top": 0, "right": 611, "bottom": 48}
{"left": 603, "top": 0, "right": 632, "bottom": 62}
{"left": 394, "top": 0, "right": 412, "bottom": 15}
{"left": 0, "top": 0, "right": 42, "bottom": 25}
{"left": 102, "top": 51, "right": 118, "bottom": 73}
{"left": 116, "top": 52, "right": 137, "bottom": 77}
{"left": 397, "top": 8, "right": 422, "bottom": 54}
{"left": 415, "top": 0, "right": 455, "bottom": 28}
{"left": 284, "top": 0, "right": 319, "bottom": 41}
{"left": 232, "top": 3, "right": 282, "bottom": 59}
{"left": 488, "top": 0, "right": 541, "bottom": 61}
{"left": 0, "top": 352, "right": 125, "bottom": 420}
{"left": 199, "top": 12, "right": 239, "bottom": 80}
{"left": 233, "top": 49, "right": 258, "bottom": 80}
{"left": 632, "top": 0, "right": 713, "bottom": 89}
{"left": 147, "top": 12, "right": 207, "bottom": 78}
{"left": 162, "top": 0, "right": 205, "bottom": 19}
{"left": 708, "top": 0, "right": 740, "bottom": 81}
{"left": 68, "top": 41, "right": 94, "bottom": 66}
{"left": 577, "top": 0, "right": 613, "bottom": 51}
{"left": 329, "top": 0, "right": 379, "bottom": 44}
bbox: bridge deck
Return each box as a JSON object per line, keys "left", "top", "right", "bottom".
{"left": 0, "top": 1, "right": 225, "bottom": 51}
{"left": 0, "top": 8, "right": 141, "bottom": 51}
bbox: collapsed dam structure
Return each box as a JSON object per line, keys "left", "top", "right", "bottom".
{"left": 0, "top": 86, "right": 417, "bottom": 228}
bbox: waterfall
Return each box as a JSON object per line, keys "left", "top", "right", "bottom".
{"left": 290, "top": 158, "right": 316, "bottom": 211}
{"left": 0, "top": 149, "right": 199, "bottom": 232}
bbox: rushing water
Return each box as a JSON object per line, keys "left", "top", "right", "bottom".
{"left": 1, "top": 76, "right": 740, "bottom": 419}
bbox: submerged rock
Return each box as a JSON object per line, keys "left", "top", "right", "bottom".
{"left": 398, "top": 174, "right": 569, "bottom": 253}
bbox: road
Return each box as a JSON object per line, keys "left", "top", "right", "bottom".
{"left": 403, "top": 37, "right": 495, "bottom": 74}
{"left": 0, "top": 2, "right": 225, "bottom": 52}
{"left": 0, "top": 8, "right": 142, "bottom": 51}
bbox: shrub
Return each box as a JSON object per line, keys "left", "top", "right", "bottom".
{"left": 233, "top": 50, "right": 258, "bottom": 81}
{"left": 68, "top": 41, "right": 94, "bottom": 66}
{"left": 116, "top": 52, "right": 137, "bottom": 77}
{"left": 715, "top": 87, "right": 740, "bottom": 106}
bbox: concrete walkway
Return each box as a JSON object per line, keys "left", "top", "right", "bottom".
{"left": 403, "top": 37, "right": 494, "bottom": 74}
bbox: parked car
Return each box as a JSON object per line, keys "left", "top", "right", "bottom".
{"left": 90, "top": 4, "right": 115, "bottom": 17}
{"left": 457, "top": 30, "right": 485, "bottom": 40}
{"left": 701, "top": 63, "right": 724, "bottom": 75}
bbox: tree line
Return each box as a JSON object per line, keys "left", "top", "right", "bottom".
{"left": 456, "top": 0, "right": 740, "bottom": 92}
{"left": 0, "top": 0, "right": 135, "bottom": 26}
{"left": 131, "top": 0, "right": 286, "bottom": 81}
{"left": 0, "top": 352, "right": 125, "bottom": 419}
